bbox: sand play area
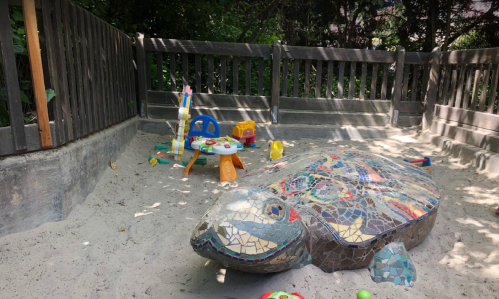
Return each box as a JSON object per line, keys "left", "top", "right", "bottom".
{"left": 0, "top": 132, "right": 498, "bottom": 299}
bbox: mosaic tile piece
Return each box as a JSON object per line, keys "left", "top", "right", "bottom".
{"left": 368, "top": 242, "right": 416, "bottom": 287}
{"left": 191, "top": 148, "right": 440, "bottom": 273}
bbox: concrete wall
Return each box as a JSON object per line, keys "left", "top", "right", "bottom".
{"left": 0, "top": 117, "right": 138, "bottom": 238}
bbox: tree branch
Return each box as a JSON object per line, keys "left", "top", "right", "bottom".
{"left": 249, "top": 4, "right": 277, "bottom": 43}
{"left": 236, "top": 0, "right": 280, "bottom": 43}
{"left": 446, "top": 2, "right": 499, "bottom": 46}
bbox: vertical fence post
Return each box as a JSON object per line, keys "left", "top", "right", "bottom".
{"left": 271, "top": 40, "right": 281, "bottom": 124}
{"left": 135, "top": 32, "right": 148, "bottom": 118}
{"left": 390, "top": 46, "right": 405, "bottom": 127}
{"left": 422, "top": 47, "right": 442, "bottom": 131}
{"left": 0, "top": 0, "right": 27, "bottom": 151}
{"left": 23, "top": 0, "right": 52, "bottom": 148}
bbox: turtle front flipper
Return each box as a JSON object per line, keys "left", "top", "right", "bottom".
{"left": 191, "top": 187, "right": 311, "bottom": 274}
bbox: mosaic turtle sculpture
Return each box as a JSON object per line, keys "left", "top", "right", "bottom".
{"left": 191, "top": 148, "right": 440, "bottom": 273}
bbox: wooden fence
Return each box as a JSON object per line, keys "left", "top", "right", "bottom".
{"left": 136, "top": 37, "right": 430, "bottom": 127}
{"left": 276, "top": 45, "right": 430, "bottom": 126}
{"left": 136, "top": 35, "right": 273, "bottom": 123}
{"left": 0, "top": 0, "right": 136, "bottom": 157}
{"left": 437, "top": 48, "right": 499, "bottom": 114}
{"left": 428, "top": 47, "right": 499, "bottom": 154}
{"left": 2, "top": 4, "right": 499, "bottom": 158}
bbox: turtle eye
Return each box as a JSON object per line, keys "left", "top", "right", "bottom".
{"left": 265, "top": 204, "right": 285, "bottom": 220}
{"left": 191, "top": 221, "right": 209, "bottom": 240}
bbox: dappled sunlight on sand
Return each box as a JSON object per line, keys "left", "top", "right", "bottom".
{"left": 216, "top": 268, "right": 226, "bottom": 283}
{"left": 456, "top": 218, "right": 484, "bottom": 227}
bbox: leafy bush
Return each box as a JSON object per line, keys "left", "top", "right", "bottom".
{"left": 0, "top": 7, "right": 55, "bottom": 127}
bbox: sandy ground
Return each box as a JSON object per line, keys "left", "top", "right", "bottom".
{"left": 1, "top": 132, "right": 498, "bottom": 299}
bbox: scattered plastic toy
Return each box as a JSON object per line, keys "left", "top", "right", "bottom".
{"left": 149, "top": 155, "right": 170, "bottom": 165}
{"left": 155, "top": 145, "right": 172, "bottom": 151}
{"left": 404, "top": 157, "right": 432, "bottom": 174}
{"left": 269, "top": 140, "right": 284, "bottom": 161}
{"left": 184, "top": 137, "right": 244, "bottom": 181}
{"left": 260, "top": 291, "right": 305, "bottom": 299}
{"left": 184, "top": 115, "right": 221, "bottom": 153}
{"left": 181, "top": 157, "right": 207, "bottom": 167}
{"left": 356, "top": 290, "right": 371, "bottom": 299}
{"left": 232, "top": 120, "right": 257, "bottom": 147}
{"left": 171, "top": 86, "right": 193, "bottom": 161}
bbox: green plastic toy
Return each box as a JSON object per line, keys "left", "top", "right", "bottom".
{"left": 181, "top": 157, "right": 207, "bottom": 166}
{"left": 357, "top": 290, "right": 371, "bottom": 299}
{"left": 155, "top": 145, "right": 172, "bottom": 150}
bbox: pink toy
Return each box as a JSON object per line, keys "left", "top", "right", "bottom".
{"left": 260, "top": 291, "right": 305, "bottom": 299}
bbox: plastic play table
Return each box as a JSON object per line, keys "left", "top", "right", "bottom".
{"left": 183, "top": 137, "right": 245, "bottom": 181}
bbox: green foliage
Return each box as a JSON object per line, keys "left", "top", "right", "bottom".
{"left": 46, "top": 89, "right": 56, "bottom": 103}
{"left": 11, "top": 9, "right": 24, "bottom": 22}
{"left": 378, "top": 0, "right": 499, "bottom": 51}
{"left": 449, "top": 30, "right": 491, "bottom": 50}
{"left": 68, "top": 0, "right": 498, "bottom": 50}
{"left": 0, "top": 8, "right": 57, "bottom": 127}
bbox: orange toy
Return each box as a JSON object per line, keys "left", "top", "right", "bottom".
{"left": 183, "top": 137, "right": 245, "bottom": 182}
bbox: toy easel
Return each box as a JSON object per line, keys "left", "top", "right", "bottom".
{"left": 171, "top": 86, "right": 193, "bottom": 161}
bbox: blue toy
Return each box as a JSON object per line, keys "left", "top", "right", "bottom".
{"left": 404, "top": 157, "right": 432, "bottom": 173}
{"left": 184, "top": 115, "right": 220, "bottom": 154}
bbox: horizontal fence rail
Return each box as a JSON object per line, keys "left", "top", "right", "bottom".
{"left": 0, "top": 0, "right": 137, "bottom": 157}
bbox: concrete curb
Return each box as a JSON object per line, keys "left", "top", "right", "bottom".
{"left": 139, "top": 119, "right": 417, "bottom": 141}
{"left": 421, "top": 131, "right": 499, "bottom": 174}
{"left": 0, "top": 117, "right": 139, "bottom": 238}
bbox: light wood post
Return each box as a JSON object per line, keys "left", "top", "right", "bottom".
{"left": 23, "top": 0, "right": 52, "bottom": 148}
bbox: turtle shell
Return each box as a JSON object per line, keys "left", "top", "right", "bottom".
{"left": 191, "top": 148, "right": 440, "bottom": 273}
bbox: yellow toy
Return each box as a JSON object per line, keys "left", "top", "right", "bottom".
{"left": 171, "top": 86, "right": 193, "bottom": 161}
{"left": 232, "top": 120, "right": 256, "bottom": 147}
{"left": 269, "top": 141, "right": 284, "bottom": 161}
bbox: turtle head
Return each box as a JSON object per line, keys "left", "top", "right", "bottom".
{"left": 191, "top": 187, "right": 311, "bottom": 273}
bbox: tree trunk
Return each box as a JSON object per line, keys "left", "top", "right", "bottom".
{"left": 430, "top": 0, "right": 437, "bottom": 49}
{"left": 442, "top": 0, "right": 452, "bottom": 51}
{"left": 446, "top": 2, "right": 499, "bottom": 46}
